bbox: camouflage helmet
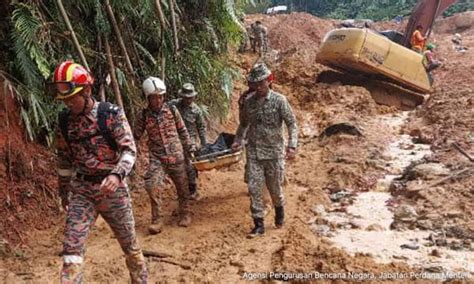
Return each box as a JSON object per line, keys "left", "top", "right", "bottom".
{"left": 247, "top": 63, "right": 271, "bottom": 83}
{"left": 178, "top": 83, "right": 198, "bottom": 98}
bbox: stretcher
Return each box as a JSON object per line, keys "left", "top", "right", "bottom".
{"left": 192, "top": 149, "right": 243, "bottom": 171}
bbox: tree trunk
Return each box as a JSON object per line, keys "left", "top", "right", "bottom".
{"left": 96, "top": 34, "right": 106, "bottom": 102}
{"left": 55, "top": 0, "right": 90, "bottom": 71}
{"left": 104, "top": 0, "right": 135, "bottom": 77}
{"left": 160, "top": 31, "right": 166, "bottom": 81}
{"left": 154, "top": 0, "right": 168, "bottom": 29}
{"left": 104, "top": 36, "right": 123, "bottom": 108}
{"left": 99, "top": 83, "right": 106, "bottom": 102}
{"left": 169, "top": 0, "right": 179, "bottom": 53}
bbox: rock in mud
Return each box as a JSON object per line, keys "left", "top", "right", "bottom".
{"left": 329, "top": 190, "right": 352, "bottom": 202}
{"left": 366, "top": 224, "right": 385, "bottom": 231}
{"left": 430, "top": 249, "right": 442, "bottom": 257}
{"left": 449, "top": 240, "right": 464, "bottom": 251}
{"left": 416, "top": 219, "right": 433, "bottom": 230}
{"left": 400, "top": 243, "right": 420, "bottom": 250}
{"left": 310, "top": 224, "right": 332, "bottom": 237}
{"left": 311, "top": 204, "right": 326, "bottom": 216}
{"left": 445, "top": 211, "right": 463, "bottom": 218}
{"left": 424, "top": 266, "right": 445, "bottom": 273}
{"left": 410, "top": 163, "right": 450, "bottom": 180}
{"left": 319, "top": 122, "right": 363, "bottom": 138}
{"left": 394, "top": 205, "right": 418, "bottom": 221}
{"left": 410, "top": 128, "right": 434, "bottom": 144}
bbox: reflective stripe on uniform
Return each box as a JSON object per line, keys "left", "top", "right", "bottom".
{"left": 63, "top": 255, "right": 83, "bottom": 264}
{"left": 120, "top": 152, "right": 135, "bottom": 164}
{"left": 58, "top": 168, "right": 74, "bottom": 177}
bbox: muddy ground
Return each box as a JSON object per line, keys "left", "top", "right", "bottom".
{"left": 1, "top": 11, "right": 473, "bottom": 283}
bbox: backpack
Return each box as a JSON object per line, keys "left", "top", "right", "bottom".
{"left": 58, "top": 102, "right": 119, "bottom": 151}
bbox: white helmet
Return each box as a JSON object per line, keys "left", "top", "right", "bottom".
{"left": 142, "top": 76, "right": 166, "bottom": 97}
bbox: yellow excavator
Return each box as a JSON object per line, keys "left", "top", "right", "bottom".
{"left": 316, "top": 0, "right": 457, "bottom": 110}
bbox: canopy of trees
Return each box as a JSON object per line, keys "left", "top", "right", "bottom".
{"left": 247, "top": 0, "right": 473, "bottom": 20}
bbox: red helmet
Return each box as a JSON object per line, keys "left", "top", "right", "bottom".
{"left": 52, "top": 61, "right": 94, "bottom": 100}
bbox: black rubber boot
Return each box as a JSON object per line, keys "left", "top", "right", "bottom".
{"left": 275, "top": 206, "right": 284, "bottom": 228}
{"left": 189, "top": 183, "right": 200, "bottom": 200}
{"left": 248, "top": 218, "right": 265, "bottom": 238}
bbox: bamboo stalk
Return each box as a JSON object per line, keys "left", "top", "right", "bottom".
{"left": 104, "top": 36, "right": 123, "bottom": 108}
{"left": 99, "top": 83, "right": 106, "bottom": 102}
{"left": 142, "top": 250, "right": 172, "bottom": 258}
{"left": 96, "top": 35, "right": 106, "bottom": 102}
{"left": 452, "top": 142, "right": 474, "bottom": 163}
{"left": 154, "top": 0, "right": 168, "bottom": 29}
{"left": 169, "top": 0, "right": 179, "bottom": 53}
{"left": 55, "top": 0, "right": 90, "bottom": 71}
{"left": 104, "top": 0, "right": 135, "bottom": 76}
{"left": 160, "top": 33, "right": 166, "bottom": 81}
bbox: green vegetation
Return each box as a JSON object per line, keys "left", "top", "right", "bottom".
{"left": 1, "top": 0, "right": 253, "bottom": 144}
{"left": 248, "top": 0, "right": 473, "bottom": 21}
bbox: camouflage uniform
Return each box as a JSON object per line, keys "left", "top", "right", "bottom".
{"left": 252, "top": 23, "right": 268, "bottom": 54}
{"left": 239, "top": 24, "right": 256, "bottom": 53}
{"left": 134, "top": 103, "right": 194, "bottom": 224}
{"left": 235, "top": 89, "right": 298, "bottom": 219}
{"left": 168, "top": 98, "right": 206, "bottom": 191}
{"left": 57, "top": 101, "right": 147, "bottom": 283}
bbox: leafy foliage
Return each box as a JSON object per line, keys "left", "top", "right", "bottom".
{"left": 2, "top": 0, "right": 251, "bottom": 144}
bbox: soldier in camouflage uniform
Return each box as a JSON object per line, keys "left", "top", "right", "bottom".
{"left": 239, "top": 23, "right": 256, "bottom": 53}
{"left": 134, "top": 77, "right": 196, "bottom": 234}
{"left": 233, "top": 63, "right": 298, "bottom": 238}
{"left": 252, "top": 21, "right": 268, "bottom": 54}
{"left": 52, "top": 61, "right": 147, "bottom": 283}
{"left": 168, "top": 83, "right": 207, "bottom": 200}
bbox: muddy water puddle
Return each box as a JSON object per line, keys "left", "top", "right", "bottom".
{"left": 318, "top": 112, "right": 474, "bottom": 276}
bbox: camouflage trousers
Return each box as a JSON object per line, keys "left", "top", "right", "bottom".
{"left": 255, "top": 36, "right": 268, "bottom": 54}
{"left": 247, "top": 158, "right": 285, "bottom": 219}
{"left": 184, "top": 155, "right": 198, "bottom": 189}
{"left": 144, "top": 158, "right": 189, "bottom": 221}
{"left": 61, "top": 179, "right": 147, "bottom": 284}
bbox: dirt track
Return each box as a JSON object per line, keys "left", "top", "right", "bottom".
{"left": 1, "top": 12, "right": 473, "bottom": 282}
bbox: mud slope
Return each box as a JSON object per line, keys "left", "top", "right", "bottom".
{"left": 0, "top": 79, "right": 60, "bottom": 249}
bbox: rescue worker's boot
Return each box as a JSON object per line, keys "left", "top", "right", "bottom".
{"left": 247, "top": 218, "right": 265, "bottom": 238}
{"left": 177, "top": 201, "right": 192, "bottom": 227}
{"left": 178, "top": 211, "right": 192, "bottom": 227}
{"left": 189, "top": 183, "right": 201, "bottom": 201}
{"left": 148, "top": 203, "right": 163, "bottom": 234}
{"left": 61, "top": 262, "right": 84, "bottom": 283}
{"left": 148, "top": 217, "right": 164, "bottom": 235}
{"left": 275, "top": 206, "right": 284, "bottom": 228}
{"left": 125, "top": 250, "right": 148, "bottom": 284}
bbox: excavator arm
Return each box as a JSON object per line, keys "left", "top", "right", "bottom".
{"left": 403, "top": 0, "right": 458, "bottom": 47}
